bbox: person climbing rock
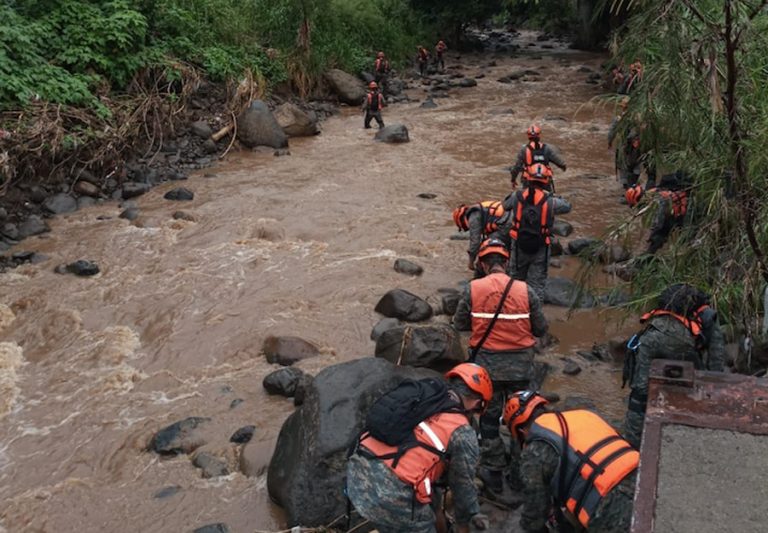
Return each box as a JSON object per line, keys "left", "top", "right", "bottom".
{"left": 625, "top": 170, "right": 689, "bottom": 254}
{"left": 452, "top": 239, "right": 548, "bottom": 500}
{"left": 374, "top": 51, "right": 391, "bottom": 95}
{"left": 346, "top": 363, "right": 492, "bottom": 533}
{"left": 435, "top": 40, "right": 447, "bottom": 71}
{"left": 509, "top": 124, "right": 567, "bottom": 192}
{"left": 622, "top": 283, "right": 726, "bottom": 448}
{"left": 502, "top": 391, "right": 638, "bottom": 533}
{"left": 497, "top": 167, "right": 569, "bottom": 300}
{"left": 417, "top": 46, "right": 430, "bottom": 77}
{"left": 363, "top": 81, "right": 385, "bottom": 130}
{"left": 452, "top": 201, "right": 506, "bottom": 277}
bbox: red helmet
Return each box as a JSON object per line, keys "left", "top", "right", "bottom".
{"left": 527, "top": 164, "right": 552, "bottom": 185}
{"left": 445, "top": 363, "right": 493, "bottom": 409}
{"left": 377, "top": 51, "right": 385, "bottom": 59}
{"left": 368, "top": 81, "right": 378, "bottom": 90}
{"left": 625, "top": 185, "right": 644, "bottom": 207}
{"left": 527, "top": 124, "right": 542, "bottom": 140}
{"left": 502, "top": 391, "right": 549, "bottom": 441}
{"left": 452, "top": 204, "right": 469, "bottom": 231}
{"left": 477, "top": 237, "right": 510, "bottom": 261}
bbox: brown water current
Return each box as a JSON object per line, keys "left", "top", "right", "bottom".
{"left": 1, "top": 32, "right": 636, "bottom": 532}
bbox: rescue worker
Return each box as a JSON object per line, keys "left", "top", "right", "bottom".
{"left": 453, "top": 238, "right": 548, "bottom": 497}
{"left": 498, "top": 165, "right": 570, "bottom": 300}
{"left": 607, "top": 97, "right": 629, "bottom": 151}
{"left": 619, "top": 60, "right": 643, "bottom": 95}
{"left": 435, "top": 40, "right": 447, "bottom": 71}
{"left": 374, "top": 51, "right": 391, "bottom": 93}
{"left": 346, "top": 363, "right": 492, "bottom": 533}
{"left": 363, "top": 81, "right": 385, "bottom": 130}
{"left": 452, "top": 200, "right": 506, "bottom": 276}
{"left": 503, "top": 391, "right": 638, "bottom": 533}
{"left": 623, "top": 283, "right": 726, "bottom": 448}
{"left": 625, "top": 171, "right": 688, "bottom": 254}
{"left": 509, "top": 125, "right": 567, "bottom": 192}
{"left": 417, "top": 46, "right": 430, "bottom": 77}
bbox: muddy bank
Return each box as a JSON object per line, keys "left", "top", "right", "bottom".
{"left": 0, "top": 30, "right": 633, "bottom": 532}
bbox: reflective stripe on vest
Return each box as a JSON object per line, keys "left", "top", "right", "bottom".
{"left": 469, "top": 272, "right": 535, "bottom": 350}
{"left": 658, "top": 190, "right": 687, "bottom": 217}
{"left": 359, "top": 412, "right": 468, "bottom": 503}
{"left": 527, "top": 410, "right": 639, "bottom": 528}
{"left": 509, "top": 188, "right": 552, "bottom": 245}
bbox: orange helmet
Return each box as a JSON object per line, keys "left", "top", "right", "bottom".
{"left": 527, "top": 164, "right": 553, "bottom": 185}
{"left": 625, "top": 185, "right": 644, "bottom": 207}
{"left": 377, "top": 51, "right": 385, "bottom": 59}
{"left": 452, "top": 204, "right": 470, "bottom": 231}
{"left": 445, "top": 363, "right": 493, "bottom": 409}
{"left": 502, "top": 390, "right": 549, "bottom": 441}
{"left": 369, "top": 81, "right": 378, "bottom": 89}
{"left": 477, "top": 237, "right": 510, "bottom": 261}
{"left": 527, "top": 124, "right": 542, "bottom": 140}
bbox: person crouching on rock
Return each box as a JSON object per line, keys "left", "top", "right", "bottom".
{"left": 363, "top": 81, "right": 385, "bottom": 129}
{"left": 346, "top": 363, "right": 492, "bottom": 532}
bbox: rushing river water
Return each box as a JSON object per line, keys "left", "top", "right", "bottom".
{"left": 1, "top": 31, "right": 636, "bottom": 532}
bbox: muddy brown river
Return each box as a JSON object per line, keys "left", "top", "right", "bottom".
{"left": 1, "top": 31, "right": 636, "bottom": 532}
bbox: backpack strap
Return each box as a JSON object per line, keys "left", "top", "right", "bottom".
{"left": 470, "top": 275, "right": 516, "bottom": 362}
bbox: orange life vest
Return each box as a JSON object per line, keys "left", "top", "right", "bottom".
{"left": 657, "top": 190, "right": 687, "bottom": 217}
{"left": 418, "top": 48, "right": 429, "bottom": 61}
{"left": 375, "top": 58, "right": 389, "bottom": 74}
{"left": 467, "top": 200, "right": 505, "bottom": 234}
{"left": 436, "top": 41, "right": 446, "bottom": 54}
{"left": 470, "top": 272, "right": 535, "bottom": 351}
{"left": 527, "top": 410, "right": 639, "bottom": 528}
{"left": 358, "top": 412, "right": 468, "bottom": 503}
{"left": 640, "top": 308, "right": 705, "bottom": 349}
{"left": 509, "top": 188, "right": 552, "bottom": 246}
{"left": 523, "top": 141, "right": 550, "bottom": 181}
{"left": 367, "top": 91, "right": 384, "bottom": 111}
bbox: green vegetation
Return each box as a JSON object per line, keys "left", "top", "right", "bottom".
{"left": 594, "top": 0, "right": 768, "bottom": 339}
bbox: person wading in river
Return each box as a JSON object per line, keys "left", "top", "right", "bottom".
{"left": 417, "top": 46, "right": 430, "bottom": 77}
{"left": 435, "top": 40, "right": 447, "bottom": 71}
{"left": 452, "top": 238, "right": 548, "bottom": 499}
{"left": 374, "top": 51, "right": 391, "bottom": 94}
{"left": 622, "top": 283, "right": 726, "bottom": 448}
{"left": 509, "top": 124, "right": 567, "bottom": 192}
{"left": 452, "top": 200, "right": 506, "bottom": 278}
{"left": 625, "top": 170, "right": 689, "bottom": 254}
{"left": 346, "top": 363, "right": 492, "bottom": 533}
{"left": 503, "top": 391, "right": 638, "bottom": 533}
{"left": 363, "top": 81, "right": 385, "bottom": 129}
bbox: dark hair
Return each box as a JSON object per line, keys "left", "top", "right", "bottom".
{"left": 658, "top": 283, "right": 709, "bottom": 317}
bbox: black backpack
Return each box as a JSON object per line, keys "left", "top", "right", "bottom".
{"left": 362, "top": 377, "right": 464, "bottom": 465}
{"left": 515, "top": 187, "right": 549, "bottom": 254}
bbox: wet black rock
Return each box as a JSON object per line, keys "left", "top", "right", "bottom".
{"left": 62, "top": 260, "right": 100, "bottom": 276}
{"left": 230, "top": 425, "right": 256, "bottom": 444}
{"left": 459, "top": 78, "right": 477, "bottom": 87}
{"left": 164, "top": 187, "right": 194, "bottom": 201}
{"left": 74, "top": 180, "right": 100, "bottom": 197}
{"left": 192, "top": 452, "right": 230, "bottom": 478}
{"left": 43, "top": 193, "right": 77, "bottom": 214}
{"left": 562, "top": 358, "right": 582, "bottom": 375}
{"left": 236, "top": 100, "right": 289, "bottom": 149}
{"left": 324, "top": 69, "right": 366, "bottom": 105}
{"left": 599, "top": 244, "right": 631, "bottom": 264}
{"left": 394, "top": 258, "right": 423, "bottom": 276}
{"left": 202, "top": 139, "right": 218, "bottom": 154}
{"left": 262, "top": 335, "right": 320, "bottom": 366}
{"left": 193, "top": 523, "right": 230, "bottom": 533}
{"left": 551, "top": 220, "right": 573, "bottom": 237}
{"left": 172, "top": 211, "right": 197, "bottom": 222}
{"left": 77, "top": 197, "right": 96, "bottom": 210}
{"left": 267, "top": 358, "right": 437, "bottom": 527}
{"left": 374, "top": 289, "right": 433, "bottom": 322}
{"left": 375, "top": 324, "right": 464, "bottom": 370}
{"left": 263, "top": 367, "right": 305, "bottom": 396}
{"left": 293, "top": 374, "right": 313, "bottom": 406}
{"left": 2, "top": 223, "right": 19, "bottom": 241}
{"left": 417, "top": 192, "right": 437, "bottom": 199}
{"left": 420, "top": 97, "right": 438, "bottom": 109}
{"left": 190, "top": 120, "right": 213, "bottom": 139}
{"left": 153, "top": 485, "right": 181, "bottom": 499}
{"left": 119, "top": 207, "right": 140, "bottom": 221}
{"left": 374, "top": 124, "right": 410, "bottom": 143}
{"left": 273, "top": 148, "right": 291, "bottom": 157}
{"left": 437, "top": 287, "right": 461, "bottom": 316}
{"left": 550, "top": 239, "right": 564, "bottom": 256}
{"left": 12, "top": 251, "right": 47, "bottom": 265}
{"left": 543, "top": 277, "right": 595, "bottom": 308}
{"left": 30, "top": 186, "right": 48, "bottom": 203}
{"left": 149, "top": 416, "right": 211, "bottom": 455}
{"left": 122, "top": 183, "right": 150, "bottom": 199}
{"left": 567, "top": 237, "right": 600, "bottom": 255}
{"left": 370, "top": 317, "right": 402, "bottom": 341}
{"left": 229, "top": 398, "right": 244, "bottom": 409}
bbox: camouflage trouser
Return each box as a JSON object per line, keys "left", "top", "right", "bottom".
{"left": 364, "top": 111, "right": 384, "bottom": 129}
{"left": 509, "top": 245, "right": 548, "bottom": 301}
{"left": 479, "top": 379, "right": 528, "bottom": 485}
{"left": 623, "top": 407, "right": 645, "bottom": 449}
{"left": 588, "top": 473, "right": 636, "bottom": 533}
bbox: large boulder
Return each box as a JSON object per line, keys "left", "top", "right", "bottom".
{"left": 17, "top": 215, "right": 50, "bottom": 239}
{"left": 236, "top": 100, "right": 289, "bottom": 149}
{"left": 551, "top": 220, "right": 573, "bottom": 237}
{"left": 374, "top": 324, "right": 465, "bottom": 370}
{"left": 567, "top": 237, "right": 600, "bottom": 255}
{"left": 267, "top": 358, "right": 436, "bottom": 527}
{"left": 263, "top": 336, "right": 319, "bottom": 366}
{"left": 274, "top": 103, "right": 320, "bottom": 137}
{"left": 324, "top": 69, "right": 366, "bottom": 105}
{"left": 374, "top": 124, "right": 410, "bottom": 143}
{"left": 263, "top": 367, "right": 305, "bottom": 396}
{"left": 43, "top": 193, "right": 77, "bottom": 214}
{"left": 543, "top": 277, "right": 596, "bottom": 308}
{"left": 374, "top": 289, "right": 433, "bottom": 322}
{"left": 370, "top": 317, "right": 402, "bottom": 341}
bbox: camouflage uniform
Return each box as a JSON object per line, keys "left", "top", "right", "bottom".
{"left": 510, "top": 143, "right": 567, "bottom": 190}
{"left": 646, "top": 193, "right": 684, "bottom": 254}
{"left": 520, "top": 439, "right": 635, "bottom": 533}
{"left": 346, "top": 424, "right": 480, "bottom": 532}
{"left": 623, "top": 311, "right": 726, "bottom": 448}
{"left": 453, "top": 285, "right": 548, "bottom": 472}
